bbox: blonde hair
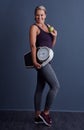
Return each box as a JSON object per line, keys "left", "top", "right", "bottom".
{"left": 34, "top": 5, "right": 47, "bottom": 15}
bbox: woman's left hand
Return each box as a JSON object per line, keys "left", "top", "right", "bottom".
{"left": 51, "top": 29, "right": 57, "bottom": 37}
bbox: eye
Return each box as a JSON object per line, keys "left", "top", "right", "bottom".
{"left": 41, "top": 14, "right": 43, "bottom": 16}
{"left": 36, "top": 14, "right": 39, "bottom": 17}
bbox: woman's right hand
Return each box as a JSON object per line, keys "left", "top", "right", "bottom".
{"left": 33, "top": 61, "right": 41, "bottom": 69}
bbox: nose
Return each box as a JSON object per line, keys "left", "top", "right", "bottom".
{"left": 38, "top": 15, "right": 41, "bottom": 19}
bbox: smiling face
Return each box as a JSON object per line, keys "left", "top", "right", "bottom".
{"left": 35, "top": 9, "right": 46, "bottom": 24}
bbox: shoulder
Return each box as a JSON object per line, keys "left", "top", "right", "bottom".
{"left": 46, "top": 24, "right": 51, "bottom": 27}
{"left": 30, "top": 24, "right": 39, "bottom": 31}
{"left": 29, "top": 24, "right": 40, "bottom": 36}
{"left": 29, "top": 24, "right": 40, "bottom": 35}
{"left": 29, "top": 24, "right": 37, "bottom": 33}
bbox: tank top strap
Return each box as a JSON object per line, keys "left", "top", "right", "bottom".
{"left": 33, "top": 23, "right": 41, "bottom": 30}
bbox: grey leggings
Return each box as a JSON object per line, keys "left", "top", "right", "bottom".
{"left": 34, "top": 63, "right": 60, "bottom": 111}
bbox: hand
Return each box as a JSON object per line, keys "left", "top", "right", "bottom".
{"left": 33, "top": 61, "right": 41, "bottom": 69}
{"left": 47, "top": 24, "right": 57, "bottom": 37}
{"left": 51, "top": 29, "right": 57, "bottom": 37}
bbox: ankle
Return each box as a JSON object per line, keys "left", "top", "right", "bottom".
{"left": 35, "top": 111, "right": 41, "bottom": 117}
{"left": 44, "top": 110, "right": 50, "bottom": 115}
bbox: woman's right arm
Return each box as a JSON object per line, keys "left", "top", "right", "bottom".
{"left": 29, "top": 25, "right": 41, "bottom": 69}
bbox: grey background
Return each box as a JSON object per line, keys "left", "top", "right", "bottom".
{"left": 0, "top": 0, "right": 84, "bottom": 111}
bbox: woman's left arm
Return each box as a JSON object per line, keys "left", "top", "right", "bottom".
{"left": 51, "top": 29, "right": 57, "bottom": 46}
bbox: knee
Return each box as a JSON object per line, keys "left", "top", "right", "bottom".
{"left": 53, "top": 79, "right": 60, "bottom": 90}
{"left": 52, "top": 81, "right": 60, "bottom": 95}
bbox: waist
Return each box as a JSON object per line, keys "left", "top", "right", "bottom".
{"left": 36, "top": 42, "right": 52, "bottom": 49}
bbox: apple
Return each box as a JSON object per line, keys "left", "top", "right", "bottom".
{"left": 48, "top": 26, "right": 54, "bottom": 32}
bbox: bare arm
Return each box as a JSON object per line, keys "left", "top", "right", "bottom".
{"left": 47, "top": 24, "right": 57, "bottom": 46}
{"left": 29, "top": 25, "right": 41, "bottom": 69}
{"left": 51, "top": 29, "right": 57, "bottom": 47}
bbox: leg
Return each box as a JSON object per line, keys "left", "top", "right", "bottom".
{"left": 34, "top": 70, "right": 46, "bottom": 117}
{"left": 40, "top": 63, "right": 60, "bottom": 113}
{"left": 38, "top": 64, "right": 60, "bottom": 126}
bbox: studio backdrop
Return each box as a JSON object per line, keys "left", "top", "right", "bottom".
{"left": 0, "top": 0, "right": 84, "bottom": 111}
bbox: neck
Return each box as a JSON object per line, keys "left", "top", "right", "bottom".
{"left": 36, "top": 22, "right": 45, "bottom": 27}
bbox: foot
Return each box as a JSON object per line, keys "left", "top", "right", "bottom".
{"left": 34, "top": 116, "right": 43, "bottom": 124}
{"left": 39, "top": 112, "right": 52, "bottom": 127}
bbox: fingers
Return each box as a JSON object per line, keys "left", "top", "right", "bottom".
{"left": 34, "top": 62, "right": 41, "bottom": 69}
{"left": 51, "top": 29, "right": 57, "bottom": 37}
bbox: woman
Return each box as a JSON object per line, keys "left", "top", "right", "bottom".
{"left": 29, "top": 5, "right": 60, "bottom": 127}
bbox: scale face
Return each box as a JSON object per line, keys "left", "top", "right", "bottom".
{"left": 37, "top": 47, "right": 49, "bottom": 61}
